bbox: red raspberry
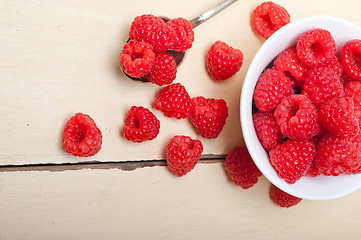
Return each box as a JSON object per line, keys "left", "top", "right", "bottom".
{"left": 167, "top": 18, "right": 194, "bottom": 52}
{"left": 270, "top": 185, "right": 302, "bottom": 208}
{"left": 206, "top": 41, "right": 243, "bottom": 81}
{"left": 296, "top": 28, "right": 337, "bottom": 67}
{"left": 315, "top": 135, "right": 361, "bottom": 176}
{"left": 307, "top": 160, "right": 320, "bottom": 177}
{"left": 146, "top": 53, "right": 177, "bottom": 86}
{"left": 224, "top": 146, "right": 262, "bottom": 189}
{"left": 274, "top": 94, "right": 320, "bottom": 140}
{"left": 251, "top": 1, "right": 290, "bottom": 39}
{"left": 322, "top": 56, "right": 343, "bottom": 77}
{"left": 351, "top": 134, "right": 361, "bottom": 174}
{"left": 154, "top": 83, "right": 192, "bottom": 119}
{"left": 341, "top": 72, "right": 356, "bottom": 86}
{"left": 165, "top": 135, "right": 203, "bottom": 176}
{"left": 190, "top": 97, "right": 228, "bottom": 139}
{"left": 122, "top": 106, "right": 160, "bottom": 143}
{"left": 252, "top": 111, "right": 280, "bottom": 151}
{"left": 319, "top": 97, "right": 360, "bottom": 139}
{"left": 273, "top": 48, "right": 308, "bottom": 87}
{"left": 63, "top": 113, "right": 102, "bottom": 157}
{"left": 339, "top": 39, "right": 361, "bottom": 81}
{"left": 302, "top": 67, "right": 343, "bottom": 105}
{"left": 129, "top": 14, "right": 175, "bottom": 52}
{"left": 253, "top": 69, "right": 293, "bottom": 112}
{"left": 269, "top": 139, "right": 315, "bottom": 184}
{"left": 119, "top": 40, "right": 155, "bottom": 78}
{"left": 344, "top": 81, "right": 361, "bottom": 122}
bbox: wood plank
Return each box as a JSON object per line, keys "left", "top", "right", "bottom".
{"left": 1, "top": 0, "right": 361, "bottom": 165}
{"left": 1, "top": 164, "right": 361, "bottom": 240}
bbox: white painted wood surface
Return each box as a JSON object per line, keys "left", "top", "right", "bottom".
{"left": 1, "top": 0, "right": 361, "bottom": 239}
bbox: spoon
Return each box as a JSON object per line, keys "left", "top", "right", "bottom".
{"left": 121, "top": 0, "right": 238, "bottom": 82}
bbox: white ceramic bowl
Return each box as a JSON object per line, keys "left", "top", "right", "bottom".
{"left": 240, "top": 16, "right": 361, "bottom": 201}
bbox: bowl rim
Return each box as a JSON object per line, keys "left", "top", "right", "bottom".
{"left": 240, "top": 15, "right": 361, "bottom": 201}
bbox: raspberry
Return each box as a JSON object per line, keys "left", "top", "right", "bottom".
{"left": 206, "top": 41, "right": 243, "bottom": 81}
{"left": 341, "top": 72, "right": 356, "bottom": 86}
{"left": 270, "top": 184, "right": 302, "bottom": 208}
{"left": 129, "top": 14, "right": 175, "bottom": 52}
{"left": 322, "top": 56, "right": 343, "bottom": 77}
{"left": 302, "top": 66, "right": 343, "bottom": 105}
{"left": 252, "top": 111, "right": 280, "bottom": 151}
{"left": 119, "top": 40, "right": 155, "bottom": 78}
{"left": 63, "top": 113, "right": 102, "bottom": 157}
{"left": 296, "top": 28, "right": 337, "bottom": 67}
{"left": 224, "top": 146, "right": 262, "bottom": 189}
{"left": 307, "top": 160, "right": 320, "bottom": 177}
{"left": 253, "top": 69, "right": 293, "bottom": 112}
{"left": 154, "top": 83, "right": 192, "bottom": 119}
{"left": 318, "top": 97, "right": 360, "bottom": 139}
{"left": 344, "top": 81, "right": 361, "bottom": 122}
{"left": 122, "top": 106, "right": 160, "bottom": 143}
{"left": 190, "top": 97, "right": 228, "bottom": 139}
{"left": 339, "top": 39, "right": 361, "bottom": 81}
{"left": 315, "top": 135, "right": 361, "bottom": 176}
{"left": 269, "top": 139, "right": 315, "bottom": 184}
{"left": 351, "top": 134, "right": 361, "bottom": 174}
{"left": 146, "top": 53, "right": 177, "bottom": 86}
{"left": 165, "top": 135, "right": 203, "bottom": 176}
{"left": 167, "top": 18, "right": 194, "bottom": 52}
{"left": 273, "top": 48, "right": 308, "bottom": 87}
{"left": 251, "top": 1, "right": 290, "bottom": 39}
{"left": 274, "top": 94, "right": 320, "bottom": 140}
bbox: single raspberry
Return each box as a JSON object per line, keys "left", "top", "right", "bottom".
{"left": 318, "top": 97, "right": 360, "bottom": 139}
{"left": 270, "top": 185, "right": 302, "bottom": 208}
{"left": 315, "top": 135, "right": 361, "bottom": 176}
{"left": 165, "top": 135, "right": 203, "bottom": 176}
{"left": 302, "top": 66, "right": 343, "bottom": 105}
{"left": 274, "top": 94, "right": 320, "bottom": 140}
{"left": 224, "top": 146, "right": 262, "bottom": 189}
{"left": 119, "top": 40, "right": 155, "bottom": 78}
{"left": 63, "top": 113, "right": 102, "bottom": 157}
{"left": 339, "top": 39, "right": 361, "bottom": 81}
{"left": 296, "top": 28, "right": 337, "bottom": 67}
{"left": 122, "top": 106, "right": 160, "bottom": 143}
{"left": 273, "top": 48, "right": 308, "bottom": 87}
{"left": 344, "top": 81, "right": 361, "bottom": 122}
{"left": 190, "top": 97, "right": 228, "bottom": 139}
{"left": 252, "top": 111, "right": 280, "bottom": 151}
{"left": 167, "top": 17, "right": 194, "bottom": 52}
{"left": 154, "top": 83, "right": 192, "bottom": 119}
{"left": 206, "top": 41, "right": 243, "bottom": 81}
{"left": 146, "top": 53, "right": 177, "bottom": 86}
{"left": 269, "top": 139, "right": 315, "bottom": 184}
{"left": 251, "top": 1, "right": 290, "bottom": 39}
{"left": 253, "top": 69, "right": 293, "bottom": 112}
{"left": 321, "top": 56, "right": 343, "bottom": 77}
{"left": 129, "top": 14, "right": 175, "bottom": 52}
{"left": 350, "top": 134, "right": 361, "bottom": 174}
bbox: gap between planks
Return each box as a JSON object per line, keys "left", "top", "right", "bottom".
{"left": 0, "top": 154, "right": 226, "bottom": 172}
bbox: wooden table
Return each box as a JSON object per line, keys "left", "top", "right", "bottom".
{"left": 1, "top": 0, "right": 361, "bottom": 239}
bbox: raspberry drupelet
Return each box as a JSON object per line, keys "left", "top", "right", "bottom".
{"left": 63, "top": 113, "right": 102, "bottom": 157}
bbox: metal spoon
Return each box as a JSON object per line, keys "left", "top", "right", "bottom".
{"left": 121, "top": 0, "right": 238, "bottom": 82}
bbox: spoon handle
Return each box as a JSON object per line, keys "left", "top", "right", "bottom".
{"left": 189, "top": 0, "right": 238, "bottom": 28}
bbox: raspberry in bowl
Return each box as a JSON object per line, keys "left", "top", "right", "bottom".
{"left": 240, "top": 16, "right": 361, "bottom": 200}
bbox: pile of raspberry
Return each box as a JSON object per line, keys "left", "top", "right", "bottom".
{"left": 119, "top": 14, "right": 195, "bottom": 86}
{"left": 253, "top": 28, "right": 361, "bottom": 184}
